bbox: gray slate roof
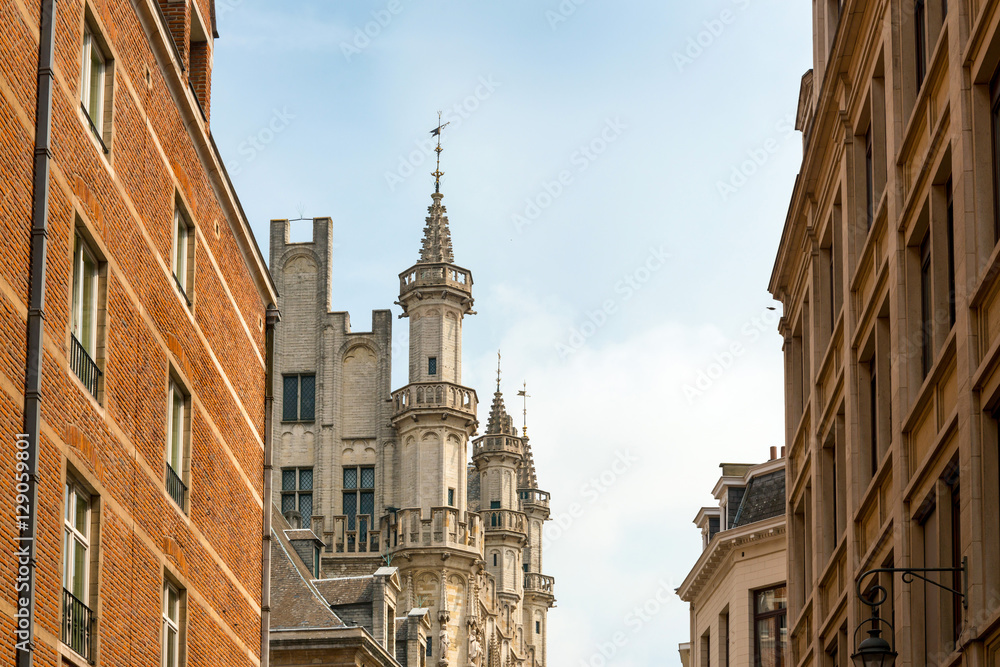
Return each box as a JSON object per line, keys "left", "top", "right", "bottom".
{"left": 732, "top": 469, "right": 785, "bottom": 528}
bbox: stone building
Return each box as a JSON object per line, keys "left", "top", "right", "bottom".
{"left": 0, "top": 1, "right": 276, "bottom": 667}
{"left": 268, "top": 186, "right": 555, "bottom": 666}
{"left": 676, "top": 451, "right": 787, "bottom": 667}
{"left": 769, "top": 0, "right": 1000, "bottom": 664}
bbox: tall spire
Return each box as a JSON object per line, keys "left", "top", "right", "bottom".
{"left": 486, "top": 352, "right": 515, "bottom": 436}
{"left": 418, "top": 113, "right": 455, "bottom": 264}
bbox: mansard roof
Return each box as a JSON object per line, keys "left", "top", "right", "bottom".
{"left": 417, "top": 192, "right": 455, "bottom": 264}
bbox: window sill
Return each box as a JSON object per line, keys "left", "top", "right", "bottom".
{"left": 280, "top": 420, "right": 316, "bottom": 425}
{"left": 58, "top": 642, "right": 93, "bottom": 667}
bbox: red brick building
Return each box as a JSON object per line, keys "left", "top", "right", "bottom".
{"left": 0, "top": 1, "right": 276, "bottom": 666}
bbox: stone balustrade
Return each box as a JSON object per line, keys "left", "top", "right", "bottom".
{"left": 399, "top": 263, "right": 472, "bottom": 295}
{"left": 518, "top": 488, "right": 551, "bottom": 508}
{"left": 480, "top": 508, "right": 527, "bottom": 533}
{"left": 321, "top": 508, "right": 482, "bottom": 556}
{"left": 392, "top": 382, "right": 477, "bottom": 419}
{"left": 472, "top": 434, "right": 522, "bottom": 458}
{"left": 523, "top": 572, "right": 555, "bottom": 594}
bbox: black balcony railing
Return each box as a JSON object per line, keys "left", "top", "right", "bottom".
{"left": 62, "top": 588, "right": 94, "bottom": 661}
{"left": 70, "top": 334, "right": 102, "bottom": 399}
{"left": 166, "top": 464, "right": 187, "bottom": 509}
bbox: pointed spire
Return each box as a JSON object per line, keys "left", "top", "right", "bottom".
{"left": 418, "top": 113, "right": 456, "bottom": 264}
{"left": 417, "top": 194, "right": 455, "bottom": 264}
{"left": 486, "top": 353, "right": 516, "bottom": 436}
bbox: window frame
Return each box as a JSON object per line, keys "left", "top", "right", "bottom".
{"left": 80, "top": 19, "right": 112, "bottom": 153}
{"left": 172, "top": 207, "right": 194, "bottom": 304}
{"left": 63, "top": 480, "right": 91, "bottom": 601}
{"left": 165, "top": 378, "right": 190, "bottom": 511}
{"left": 69, "top": 230, "right": 105, "bottom": 400}
{"left": 162, "top": 579, "right": 183, "bottom": 667}
{"left": 342, "top": 466, "right": 375, "bottom": 531}
{"left": 282, "top": 373, "right": 316, "bottom": 422}
{"left": 753, "top": 585, "right": 788, "bottom": 667}
{"left": 428, "top": 356, "right": 437, "bottom": 376}
{"left": 281, "top": 466, "right": 314, "bottom": 526}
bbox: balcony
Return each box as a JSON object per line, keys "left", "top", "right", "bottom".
{"left": 399, "top": 262, "right": 472, "bottom": 296}
{"left": 518, "top": 488, "right": 551, "bottom": 509}
{"left": 62, "top": 588, "right": 94, "bottom": 661}
{"left": 391, "top": 382, "right": 478, "bottom": 421}
{"left": 70, "top": 334, "right": 101, "bottom": 399}
{"left": 524, "top": 573, "right": 555, "bottom": 595}
{"left": 480, "top": 508, "right": 527, "bottom": 534}
{"left": 320, "top": 508, "right": 482, "bottom": 556}
{"left": 473, "top": 434, "right": 522, "bottom": 459}
{"left": 166, "top": 464, "right": 187, "bottom": 509}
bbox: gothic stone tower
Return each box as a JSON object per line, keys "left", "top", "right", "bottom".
{"left": 389, "top": 190, "right": 484, "bottom": 666}
{"left": 268, "top": 175, "right": 555, "bottom": 667}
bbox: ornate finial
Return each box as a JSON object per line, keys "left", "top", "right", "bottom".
{"left": 430, "top": 111, "right": 450, "bottom": 194}
{"left": 517, "top": 382, "right": 530, "bottom": 438}
{"left": 496, "top": 351, "right": 502, "bottom": 393}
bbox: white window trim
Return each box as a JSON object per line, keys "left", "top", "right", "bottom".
{"left": 71, "top": 234, "right": 99, "bottom": 355}
{"left": 63, "top": 480, "right": 91, "bottom": 600}
{"left": 166, "top": 380, "right": 187, "bottom": 478}
{"left": 162, "top": 580, "right": 182, "bottom": 667}
{"left": 172, "top": 209, "right": 191, "bottom": 295}
{"left": 80, "top": 25, "right": 106, "bottom": 134}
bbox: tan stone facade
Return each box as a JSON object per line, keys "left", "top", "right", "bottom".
{"left": 677, "top": 457, "right": 787, "bottom": 667}
{"left": 770, "top": 0, "right": 1000, "bottom": 663}
{"left": 268, "top": 191, "right": 554, "bottom": 667}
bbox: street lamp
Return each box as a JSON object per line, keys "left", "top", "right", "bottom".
{"left": 851, "top": 558, "right": 967, "bottom": 667}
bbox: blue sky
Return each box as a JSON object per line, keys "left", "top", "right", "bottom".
{"left": 210, "top": 2, "right": 812, "bottom": 664}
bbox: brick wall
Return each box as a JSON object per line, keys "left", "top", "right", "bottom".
{"left": 0, "top": 1, "right": 272, "bottom": 666}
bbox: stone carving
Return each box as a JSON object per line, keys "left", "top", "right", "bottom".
{"left": 440, "top": 628, "right": 450, "bottom": 655}
{"left": 468, "top": 633, "right": 482, "bottom": 667}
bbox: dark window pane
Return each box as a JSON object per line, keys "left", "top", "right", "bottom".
{"left": 361, "top": 467, "right": 375, "bottom": 489}
{"left": 300, "top": 375, "right": 315, "bottom": 421}
{"left": 281, "top": 493, "right": 295, "bottom": 513}
{"left": 299, "top": 468, "right": 313, "bottom": 491}
{"left": 282, "top": 469, "right": 296, "bottom": 491}
{"left": 344, "top": 468, "right": 357, "bottom": 490}
{"left": 360, "top": 491, "right": 374, "bottom": 518}
{"left": 299, "top": 493, "right": 313, "bottom": 523}
{"left": 491, "top": 501, "right": 501, "bottom": 509}
{"left": 283, "top": 376, "right": 298, "bottom": 421}
{"left": 428, "top": 357, "right": 437, "bottom": 375}
{"left": 448, "top": 488, "right": 455, "bottom": 506}
{"left": 344, "top": 492, "right": 357, "bottom": 530}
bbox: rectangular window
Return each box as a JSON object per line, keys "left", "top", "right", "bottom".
{"left": 166, "top": 380, "right": 189, "bottom": 510}
{"left": 920, "top": 233, "right": 933, "bottom": 377}
{"left": 80, "top": 23, "right": 111, "bottom": 152}
{"left": 63, "top": 480, "right": 94, "bottom": 661}
{"left": 865, "top": 127, "right": 874, "bottom": 230}
{"left": 754, "top": 585, "right": 788, "bottom": 667}
{"left": 448, "top": 488, "right": 455, "bottom": 506}
{"left": 162, "top": 580, "right": 183, "bottom": 667}
{"left": 283, "top": 374, "right": 315, "bottom": 421}
{"left": 281, "top": 467, "right": 314, "bottom": 527}
{"left": 428, "top": 357, "right": 437, "bottom": 375}
{"left": 915, "top": 0, "right": 927, "bottom": 90}
{"left": 536, "top": 620, "right": 541, "bottom": 634}
{"left": 490, "top": 500, "right": 501, "bottom": 509}
{"left": 172, "top": 208, "right": 194, "bottom": 303}
{"left": 869, "top": 360, "right": 879, "bottom": 477}
{"left": 343, "top": 466, "right": 375, "bottom": 533}
{"left": 70, "top": 233, "right": 103, "bottom": 399}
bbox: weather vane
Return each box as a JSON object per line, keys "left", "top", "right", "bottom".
{"left": 517, "top": 382, "right": 530, "bottom": 437}
{"left": 496, "top": 350, "right": 502, "bottom": 392}
{"left": 430, "top": 111, "right": 450, "bottom": 193}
